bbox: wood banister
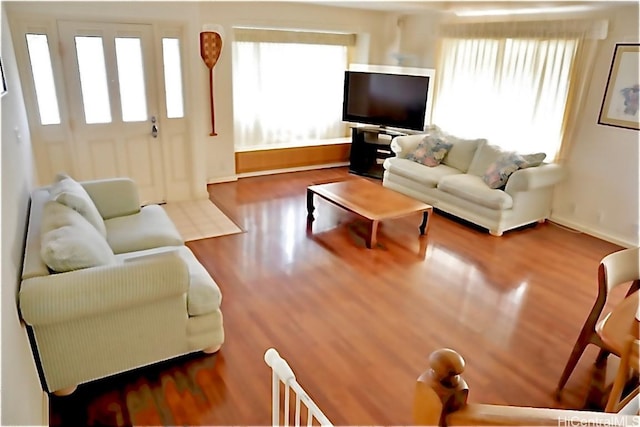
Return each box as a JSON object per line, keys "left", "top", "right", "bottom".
{"left": 415, "top": 348, "right": 638, "bottom": 426}
{"left": 446, "top": 404, "right": 637, "bottom": 426}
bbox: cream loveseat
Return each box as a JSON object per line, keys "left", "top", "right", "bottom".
{"left": 382, "top": 131, "right": 565, "bottom": 236}
{"left": 19, "top": 175, "right": 224, "bottom": 396}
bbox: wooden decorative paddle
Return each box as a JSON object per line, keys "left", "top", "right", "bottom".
{"left": 200, "top": 31, "right": 222, "bottom": 136}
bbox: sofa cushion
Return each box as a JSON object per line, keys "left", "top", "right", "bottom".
{"left": 116, "top": 246, "right": 222, "bottom": 317}
{"left": 441, "top": 135, "right": 486, "bottom": 173}
{"left": 49, "top": 174, "right": 107, "bottom": 237}
{"left": 384, "top": 157, "right": 461, "bottom": 187}
{"left": 40, "top": 201, "right": 116, "bottom": 272}
{"left": 406, "top": 134, "right": 453, "bottom": 167}
{"left": 438, "top": 174, "right": 514, "bottom": 210}
{"left": 104, "top": 204, "right": 183, "bottom": 254}
{"left": 482, "top": 152, "right": 526, "bottom": 189}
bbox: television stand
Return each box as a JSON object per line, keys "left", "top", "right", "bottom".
{"left": 368, "top": 126, "right": 407, "bottom": 137}
{"left": 348, "top": 127, "right": 407, "bottom": 179}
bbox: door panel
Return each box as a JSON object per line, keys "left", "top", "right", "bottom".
{"left": 58, "top": 21, "right": 165, "bottom": 203}
{"left": 89, "top": 140, "right": 119, "bottom": 178}
{"left": 124, "top": 136, "right": 158, "bottom": 187}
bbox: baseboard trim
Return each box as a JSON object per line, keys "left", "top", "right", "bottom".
{"left": 236, "top": 162, "right": 349, "bottom": 179}
{"left": 549, "top": 214, "right": 636, "bottom": 248}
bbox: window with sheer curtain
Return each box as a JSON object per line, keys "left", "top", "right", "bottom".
{"left": 433, "top": 36, "right": 578, "bottom": 161}
{"left": 232, "top": 29, "right": 354, "bottom": 150}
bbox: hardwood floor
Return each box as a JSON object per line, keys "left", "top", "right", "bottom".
{"left": 50, "top": 167, "right": 627, "bottom": 426}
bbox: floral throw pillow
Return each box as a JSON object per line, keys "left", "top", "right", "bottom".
{"left": 407, "top": 135, "right": 453, "bottom": 167}
{"left": 482, "top": 152, "right": 526, "bottom": 189}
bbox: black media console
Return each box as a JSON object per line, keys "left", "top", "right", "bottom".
{"left": 348, "top": 127, "right": 407, "bottom": 179}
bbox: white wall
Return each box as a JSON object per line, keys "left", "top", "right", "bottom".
{"left": 1, "top": 5, "right": 48, "bottom": 425}
{"left": 399, "top": 5, "right": 639, "bottom": 247}
{"left": 551, "top": 4, "right": 640, "bottom": 247}
{"left": 397, "top": 12, "right": 442, "bottom": 68}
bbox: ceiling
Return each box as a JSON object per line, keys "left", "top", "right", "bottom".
{"left": 308, "top": 1, "right": 635, "bottom": 15}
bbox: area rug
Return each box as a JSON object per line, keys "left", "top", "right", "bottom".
{"left": 162, "top": 199, "right": 243, "bottom": 242}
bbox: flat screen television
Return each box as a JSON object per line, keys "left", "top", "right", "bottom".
{"left": 342, "top": 66, "right": 435, "bottom": 132}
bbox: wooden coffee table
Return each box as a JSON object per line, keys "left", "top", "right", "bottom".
{"left": 306, "top": 178, "right": 433, "bottom": 248}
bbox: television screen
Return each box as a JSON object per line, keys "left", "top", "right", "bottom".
{"left": 342, "top": 70, "right": 431, "bottom": 131}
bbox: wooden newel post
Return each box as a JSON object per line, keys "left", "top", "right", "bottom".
{"left": 414, "top": 348, "right": 469, "bottom": 426}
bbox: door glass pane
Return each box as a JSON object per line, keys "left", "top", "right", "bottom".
{"left": 162, "top": 38, "right": 184, "bottom": 118}
{"left": 75, "top": 36, "right": 111, "bottom": 124}
{"left": 25, "top": 34, "right": 61, "bottom": 125}
{"left": 115, "top": 37, "right": 148, "bottom": 122}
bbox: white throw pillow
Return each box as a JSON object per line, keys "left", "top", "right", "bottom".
{"left": 41, "top": 200, "right": 82, "bottom": 234}
{"left": 40, "top": 201, "right": 116, "bottom": 272}
{"left": 432, "top": 127, "right": 487, "bottom": 173}
{"left": 49, "top": 174, "right": 107, "bottom": 237}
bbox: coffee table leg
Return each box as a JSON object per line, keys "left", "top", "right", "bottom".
{"left": 419, "top": 209, "right": 431, "bottom": 235}
{"left": 307, "top": 189, "right": 315, "bottom": 220}
{"left": 368, "top": 220, "right": 379, "bottom": 249}
{"left": 306, "top": 189, "right": 315, "bottom": 234}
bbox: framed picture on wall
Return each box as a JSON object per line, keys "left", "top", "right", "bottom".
{"left": 598, "top": 43, "right": 640, "bottom": 130}
{"left": 0, "top": 57, "right": 7, "bottom": 97}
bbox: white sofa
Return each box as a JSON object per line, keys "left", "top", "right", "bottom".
{"left": 19, "top": 176, "right": 224, "bottom": 396}
{"left": 382, "top": 133, "right": 565, "bottom": 236}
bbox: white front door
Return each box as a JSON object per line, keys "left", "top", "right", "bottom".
{"left": 57, "top": 21, "right": 165, "bottom": 204}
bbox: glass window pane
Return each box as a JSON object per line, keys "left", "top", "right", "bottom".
{"left": 75, "top": 36, "right": 111, "bottom": 124}
{"left": 162, "top": 38, "right": 184, "bottom": 118}
{"left": 25, "top": 34, "right": 61, "bottom": 125}
{"left": 115, "top": 37, "right": 148, "bottom": 122}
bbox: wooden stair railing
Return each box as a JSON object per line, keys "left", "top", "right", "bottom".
{"left": 415, "top": 348, "right": 639, "bottom": 426}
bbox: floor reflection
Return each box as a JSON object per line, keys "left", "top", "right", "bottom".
{"left": 51, "top": 352, "right": 222, "bottom": 427}
{"left": 426, "top": 244, "right": 529, "bottom": 346}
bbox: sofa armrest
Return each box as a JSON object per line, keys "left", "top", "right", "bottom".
{"left": 81, "top": 178, "right": 141, "bottom": 220}
{"left": 390, "top": 134, "right": 425, "bottom": 158}
{"left": 505, "top": 163, "right": 565, "bottom": 193}
{"left": 19, "top": 251, "right": 189, "bottom": 326}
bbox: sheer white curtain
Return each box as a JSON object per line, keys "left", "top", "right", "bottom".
{"left": 434, "top": 37, "right": 577, "bottom": 160}
{"left": 433, "top": 20, "right": 605, "bottom": 161}
{"left": 232, "top": 40, "right": 349, "bottom": 150}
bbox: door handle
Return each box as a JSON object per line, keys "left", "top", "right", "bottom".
{"left": 151, "top": 116, "right": 158, "bottom": 138}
